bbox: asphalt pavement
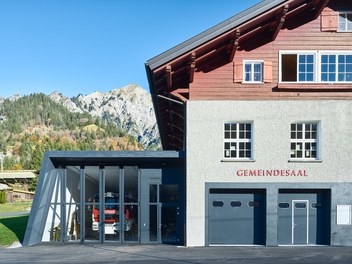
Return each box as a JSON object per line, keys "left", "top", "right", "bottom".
{"left": 0, "top": 244, "right": 352, "bottom": 264}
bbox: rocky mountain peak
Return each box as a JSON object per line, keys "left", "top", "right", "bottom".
{"left": 71, "top": 84, "right": 160, "bottom": 148}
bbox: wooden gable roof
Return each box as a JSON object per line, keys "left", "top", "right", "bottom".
{"left": 145, "top": 0, "right": 331, "bottom": 150}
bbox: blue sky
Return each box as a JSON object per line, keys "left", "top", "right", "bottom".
{"left": 0, "top": 0, "right": 260, "bottom": 98}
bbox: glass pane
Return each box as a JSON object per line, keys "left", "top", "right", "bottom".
{"left": 162, "top": 206, "right": 177, "bottom": 243}
{"left": 104, "top": 167, "right": 120, "bottom": 240}
{"left": 85, "top": 166, "right": 100, "bottom": 203}
{"left": 124, "top": 204, "right": 138, "bottom": 241}
{"left": 230, "top": 201, "right": 242, "bottom": 207}
{"left": 347, "top": 55, "right": 352, "bottom": 63}
{"left": 84, "top": 167, "right": 100, "bottom": 242}
{"left": 66, "top": 204, "right": 80, "bottom": 242}
{"left": 85, "top": 205, "right": 99, "bottom": 241}
{"left": 278, "top": 202, "right": 290, "bottom": 209}
{"left": 321, "top": 55, "right": 328, "bottom": 64}
{"left": 321, "top": 73, "right": 327, "bottom": 81}
{"left": 254, "top": 72, "right": 261, "bottom": 81}
{"left": 150, "top": 184, "right": 157, "bottom": 203}
{"left": 160, "top": 185, "right": 178, "bottom": 203}
{"left": 66, "top": 166, "right": 81, "bottom": 204}
{"left": 50, "top": 171, "right": 62, "bottom": 204}
{"left": 43, "top": 203, "right": 62, "bottom": 242}
{"left": 307, "top": 73, "right": 313, "bottom": 81}
{"left": 307, "top": 55, "right": 314, "bottom": 63}
{"left": 245, "top": 73, "right": 251, "bottom": 82}
{"left": 295, "top": 202, "right": 307, "bottom": 209}
{"left": 104, "top": 195, "right": 120, "bottom": 241}
{"left": 212, "top": 201, "right": 224, "bottom": 207}
{"left": 338, "top": 55, "right": 345, "bottom": 63}
{"left": 299, "top": 55, "right": 305, "bottom": 63}
{"left": 329, "top": 73, "right": 336, "bottom": 81}
{"left": 248, "top": 201, "right": 259, "bottom": 207}
{"left": 124, "top": 167, "right": 138, "bottom": 203}
{"left": 149, "top": 205, "right": 157, "bottom": 242}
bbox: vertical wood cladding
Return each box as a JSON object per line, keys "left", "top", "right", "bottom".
{"left": 190, "top": 2, "right": 352, "bottom": 101}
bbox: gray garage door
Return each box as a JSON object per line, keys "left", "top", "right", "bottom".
{"left": 278, "top": 189, "right": 330, "bottom": 245}
{"left": 208, "top": 189, "right": 266, "bottom": 245}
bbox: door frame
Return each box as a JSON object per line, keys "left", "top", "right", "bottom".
{"left": 292, "top": 200, "right": 309, "bottom": 244}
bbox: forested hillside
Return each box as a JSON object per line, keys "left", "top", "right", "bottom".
{"left": 0, "top": 93, "right": 142, "bottom": 171}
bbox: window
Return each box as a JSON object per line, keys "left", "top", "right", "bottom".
{"left": 338, "top": 12, "right": 352, "bottom": 32}
{"left": 281, "top": 53, "right": 316, "bottom": 82}
{"left": 290, "top": 123, "right": 319, "bottom": 160}
{"left": 244, "top": 61, "right": 263, "bottom": 82}
{"left": 212, "top": 201, "right": 224, "bottom": 207}
{"left": 295, "top": 202, "right": 307, "bottom": 209}
{"left": 230, "top": 201, "right": 242, "bottom": 207}
{"left": 321, "top": 54, "right": 352, "bottom": 82}
{"left": 278, "top": 203, "right": 290, "bottom": 209}
{"left": 224, "top": 123, "right": 252, "bottom": 159}
{"left": 248, "top": 201, "right": 259, "bottom": 207}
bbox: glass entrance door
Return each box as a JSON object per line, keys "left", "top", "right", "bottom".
{"left": 149, "top": 182, "right": 179, "bottom": 244}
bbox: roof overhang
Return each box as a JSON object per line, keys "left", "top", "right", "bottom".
{"left": 145, "top": 0, "right": 331, "bottom": 150}
{"left": 46, "top": 150, "right": 184, "bottom": 168}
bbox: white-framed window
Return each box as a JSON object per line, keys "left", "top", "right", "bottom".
{"left": 280, "top": 51, "right": 316, "bottom": 82}
{"left": 338, "top": 12, "right": 352, "bottom": 32}
{"left": 224, "top": 122, "right": 252, "bottom": 159}
{"left": 243, "top": 61, "right": 263, "bottom": 83}
{"left": 280, "top": 50, "right": 352, "bottom": 83}
{"left": 320, "top": 53, "right": 352, "bottom": 82}
{"left": 290, "top": 122, "right": 319, "bottom": 160}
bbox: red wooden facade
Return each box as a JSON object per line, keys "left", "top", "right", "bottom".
{"left": 146, "top": 0, "right": 352, "bottom": 150}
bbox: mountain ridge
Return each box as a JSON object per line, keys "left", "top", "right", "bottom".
{"left": 49, "top": 84, "right": 160, "bottom": 148}
{"left": 0, "top": 85, "right": 161, "bottom": 171}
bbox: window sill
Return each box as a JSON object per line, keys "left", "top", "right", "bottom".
{"left": 221, "top": 159, "right": 256, "bottom": 163}
{"left": 288, "top": 159, "right": 322, "bottom": 163}
{"left": 242, "top": 82, "right": 264, "bottom": 84}
{"left": 277, "top": 83, "right": 352, "bottom": 91}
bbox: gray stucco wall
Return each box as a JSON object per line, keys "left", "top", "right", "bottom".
{"left": 186, "top": 100, "right": 352, "bottom": 246}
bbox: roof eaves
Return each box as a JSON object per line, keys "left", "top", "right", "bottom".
{"left": 147, "top": 0, "right": 288, "bottom": 70}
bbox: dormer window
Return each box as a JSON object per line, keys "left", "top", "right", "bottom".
{"left": 338, "top": 12, "right": 352, "bottom": 32}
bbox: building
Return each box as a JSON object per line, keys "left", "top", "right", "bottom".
{"left": 145, "top": 0, "right": 352, "bottom": 246}
{"left": 25, "top": 0, "right": 352, "bottom": 246}
{"left": 24, "top": 151, "right": 185, "bottom": 245}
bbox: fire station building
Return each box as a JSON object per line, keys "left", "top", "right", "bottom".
{"left": 25, "top": 0, "right": 352, "bottom": 246}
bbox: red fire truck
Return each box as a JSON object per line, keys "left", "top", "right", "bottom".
{"left": 90, "top": 192, "right": 134, "bottom": 235}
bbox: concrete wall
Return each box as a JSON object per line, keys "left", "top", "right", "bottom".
{"left": 186, "top": 100, "right": 352, "bottom": 246}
